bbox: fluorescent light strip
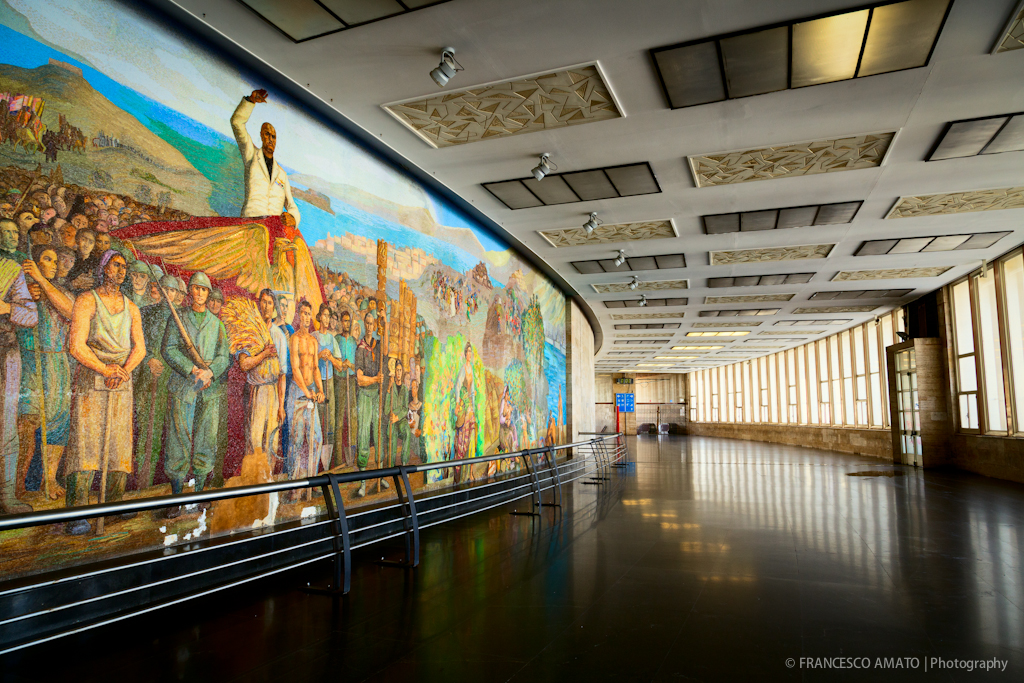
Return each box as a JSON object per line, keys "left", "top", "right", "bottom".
{"left": 651, "top": 0, "right": 952, "bottom": 109}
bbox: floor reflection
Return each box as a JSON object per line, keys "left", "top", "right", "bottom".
{"left": 3, "top": 435, "right": 1022, "bottom": 682}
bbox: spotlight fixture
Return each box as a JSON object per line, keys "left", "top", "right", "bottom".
{"left": 639, "top": 295, "right": 648, "bottom": 307}
{"left": 531, "top": 153, "right": 556, "bottom": 181}
{"left": 629, "top": 276, "right": 640, "bottom": 290}
{"left": 583, "top": 212, "right": 602, "bottom": 235}
{"left": 430, "top": 48, "right": 463, "bottom": 88}
{"left": 613, "top": 249, "right": 626, "bottom": 267}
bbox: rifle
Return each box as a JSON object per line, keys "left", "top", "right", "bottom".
{"left": 143, "top": 262, "right": 208, "bottom": 372}
{"left": 24, "top": 230, "right": 48, "bottom": 499}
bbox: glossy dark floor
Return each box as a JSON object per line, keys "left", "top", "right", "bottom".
{"left": 3, "top": 436, "right": 1024, "bottom": 682}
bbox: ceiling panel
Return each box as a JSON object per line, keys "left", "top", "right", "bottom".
{"left": 240, "top": 0, "right": 344, "bottom": 41}
{"left": 320, "top": 0, "right": 404, "bottom": 24}
{"left": 383, "top": 63, "right": 622, "bottom": 148}
{"left": 720, "top": 27, "right": 790, "bottom": 98}
{"left": 522, "top": 175, "right": 578, "bottom": 205}
{"left": 652, "top": 41, "right": 727, "bottom": 108}
{"left": 887, "top": 188, "right": 1024, "bottom": 218}
{"left": 857, "top": 0, "right": 951, "bottom": 76}
{"left": 930, "top": 117, "right": 1009, "bottom": 160}
{"left": 777, "top": 205, "right": 822, "bottom": 229}
{"left": 741, "top": 210, "right": 779, "bottom": 231}
{"left": 606, "top": 164, "right": 663, "bottom": 196}
{"left": 982, "top": 114, "right": 1024, "bottom": 154}
{"left": 792, "top": 10, "right": 869, "bottom": 87}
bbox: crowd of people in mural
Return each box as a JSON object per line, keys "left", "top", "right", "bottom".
{"left": 0, "top": 72, "right": 565, "bottom": 583}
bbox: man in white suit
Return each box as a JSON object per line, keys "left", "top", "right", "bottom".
{"left": 231, "top": 89, "right": 301, "bottom": 227}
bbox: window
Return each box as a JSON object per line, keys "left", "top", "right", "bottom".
{"left": 807, "top": 342, "right": 820, "bottom": 425}
{"left": 797, "top": 346, "right": 809, "bottom": 424}
{"left": 867, "top": 319, "right": 883, "bottom": 427}
{"left": 743, "top": 361, "right": 753, "bottom": 422}
{"left": 828, "top": 336, "right": 842, "bottom": 425}
{"left": 854, "top": 325, "right": 868, "bottom": 426}
{"left": 787, "top": 349, "right": 799, "bottom": 423}
{"left": 758, "top": 356, "right": 770, "bottom": 422}
{"left": 1003, "top": 254, "right": 1024, "bottom": 434}
{"left": 977, "top": 272, "right": 1007, "bottom": 432}
{"left": 818, "top": 339, "right": 832, "bottom": 424}
{"left": 768, "top": 354, "right": 779, "bottom": 423}
{"left": 952, "top": 279, "right": 979, "bottom": 430}
{"left": 841, "top": 331, "right": 855, "bottom": 425}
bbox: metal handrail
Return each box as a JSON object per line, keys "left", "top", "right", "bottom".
{"left": 0, "top": 436, "right": 617, "bottom": 531}
{"left": 0, "top": 433, "right": 626, "bottom": 655}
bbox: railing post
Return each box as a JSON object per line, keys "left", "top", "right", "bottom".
{"left": 306, "top": 473, "right": 351, "bottom": 595}
{"left": 543, "top": 446, "right": 562, "bottom": 508}
{"left": 510, "top": 450, "right": 544, "bottom": 516}
{"left": 380, "top": 467, "right": 420, "bottom": 568}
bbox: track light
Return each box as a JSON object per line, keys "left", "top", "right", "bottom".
{"left": 639, "top": 295, "right": 648, "bottom": 307}
{"left": 583, "top": 212, "right": 601, "bottom": 235}
{"left": 613, "top": 250, "right": 626, "bottom": 267}
{"left": 629, "top": 276, "right": 640, "bottom": 290}
{"left": 531, "top": 153, "right": 556, "bottom": 181}
{"left": 430, "top": 48, "right": 463, "bottom": 87}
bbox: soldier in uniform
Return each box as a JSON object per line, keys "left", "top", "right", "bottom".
{"left": 384, "top": 358, "right": 411, "bottom": 466}
{"left": 161, "top": 272, "right": 230, "bottom": 509}
{"left": 125, "top": 260, "right": 152, "bottom": 309}
{"left": 132, "top": 274, "right": 185, "bottom": 490}
{"left": 354, "top": 311, "right": 381, "bottom": 497}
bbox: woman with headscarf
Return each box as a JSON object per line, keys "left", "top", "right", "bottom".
{"left": 18, "top": 246, "right": 74, "bottom": 500}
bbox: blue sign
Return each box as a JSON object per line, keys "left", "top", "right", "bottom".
{"left": 615, "top": 393, "right": 635, "bottom": 413}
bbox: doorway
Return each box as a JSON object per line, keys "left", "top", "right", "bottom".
{"left": 894, "top": 348, "right": 922, "bottom": 466}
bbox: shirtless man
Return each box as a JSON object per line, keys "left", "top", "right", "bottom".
{"left": 286, "top": 300, "right": 323, "bottom": 482}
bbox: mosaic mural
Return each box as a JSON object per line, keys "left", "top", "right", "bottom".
{"left": 0, "top": 0, "right": 567, "bottom": 578}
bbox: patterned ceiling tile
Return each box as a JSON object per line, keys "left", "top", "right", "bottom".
{"left": 593, "top": 279, "right": 688, "bottom": 293}
{"left": 705, "top": 294, "right": 795, "bottom": 304}
{"left": 688, "top": 132, "right": 894, "bottom": 187}
{"left": 383, "top": 63, "right": 622, "bottom": 148}
{"left": 691, "top": 322, "right": 762, "bottom": 328}
{"left": 709, "top": 244, "right": 833, "bottom": 265}
{"left": 759, "top": 330, "right": 824, "bottom": 335}
{"left": 792, "top": 305, "right": 879, "bottom": 314}
{"left": 885, "top": 187, "right": 1024, "bottom": 218}
{"left": 539, "top": 220, "right": 676, "bottom": 248}
{"left": 997, "top": 5, "right": 1024, "bottom": 52}
{"left": 610, "top": 313, "right": 685, "bottom": 320}
{"left": 833, "top": 267, "right": 952, "bottom": 281}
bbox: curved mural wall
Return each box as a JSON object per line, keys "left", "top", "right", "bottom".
{"left": 0, "top": 0, "right": 568, "bottom": 578}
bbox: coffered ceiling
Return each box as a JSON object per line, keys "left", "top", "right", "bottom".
{"left": 167, "top": 0, "right": 1024, "bottom": 373}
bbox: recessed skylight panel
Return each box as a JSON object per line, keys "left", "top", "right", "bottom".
{"left": 857, "top": 0, "right": 951, "bottom": 76}
{"left": 702, "top": 202, "right": 861, "bottom": 234}
{"left": 484, "top": 163, "right": 660, "bottom": 210}
{"left": 573, "top": 253, "right": 687, "bottom": 274}
{"left": 707, "top": 273, "right": 814, "bottom": 288}
{"left": 791, "top": 10, "right": 869, "bottom": 87}
{"left": 928, "top": 113, "right": 1024, "bottom": 160}
{"left": 855, "top": 232, "right": 1012, "bottom": 255}
{"left": 650, "top": 0, "right": 951, "bottom": 109}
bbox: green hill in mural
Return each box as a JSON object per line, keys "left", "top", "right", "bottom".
{"left": 0, "top": 61, "right": 213, "bottom": 215}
